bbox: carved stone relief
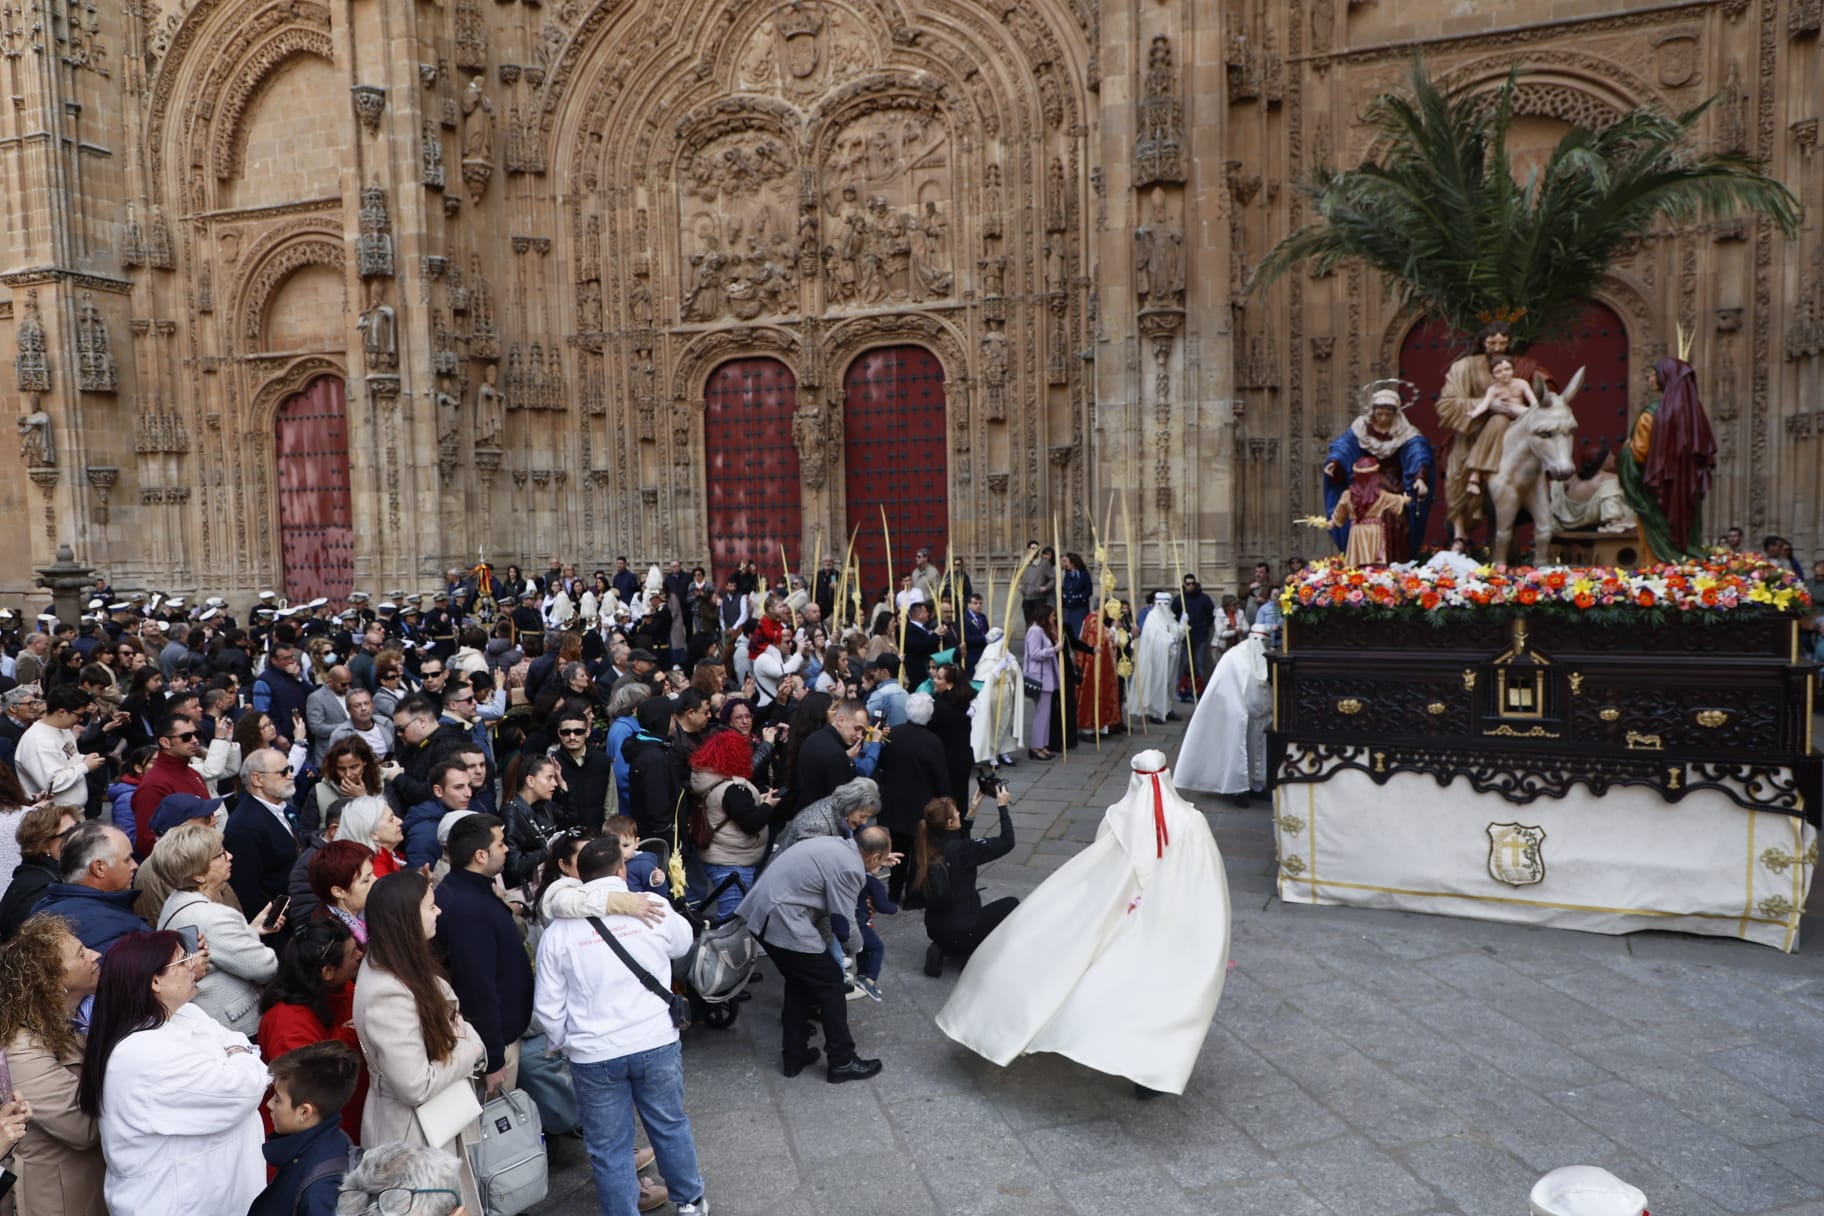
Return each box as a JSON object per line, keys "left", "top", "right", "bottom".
{"left": 14, "top": 287, "right": 50, "bottom": 393}
{"left": 75, "top": 292, "right": 117, "bottom": 392}
{"left": 678, "top": 131, "right": 798, "bottom": 322}
{"left": 357, "top": 185, "right": 395, "bottom": 278}
{"left": 817, "top": 107, "right": 953, "bottom": 309}
{"left": 1134, "top": 36, "right": 1185, "bottom": 187}
{"left": 733, "top": 0, "right": 875, "bottom": 101}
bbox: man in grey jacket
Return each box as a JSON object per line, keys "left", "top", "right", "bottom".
{"left": 737, "top": 827, "right": 892, "bottom": 1083}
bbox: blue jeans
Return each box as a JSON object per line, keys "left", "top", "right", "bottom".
{"left": 857, "top": 921, "right": 884, "bottom": 981}
{"left": 702, "top": 863, "right": 754, "bottom": 921}
{"left": 570, "top": 1042, "right": 704, "bottom": 1215}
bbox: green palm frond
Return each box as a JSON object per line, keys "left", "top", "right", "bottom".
{"left": 1252, "top": 57, "right": 1800, "bottom": 345}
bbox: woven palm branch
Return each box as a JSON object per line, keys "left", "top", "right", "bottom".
{"left": 1252, "top": 58, "right": 1799, "bottom": 346}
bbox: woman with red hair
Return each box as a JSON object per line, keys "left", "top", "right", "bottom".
{"left": 690, "top": 729, "right": 777, "bottom": 920}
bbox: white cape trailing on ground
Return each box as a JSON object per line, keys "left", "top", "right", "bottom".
{"left": 935, "top": 750, "right": 1231, "bottom": 1094}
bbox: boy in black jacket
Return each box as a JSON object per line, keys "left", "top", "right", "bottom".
{"left": 251, "top": 1042, "right": 360, "bottom": 1216}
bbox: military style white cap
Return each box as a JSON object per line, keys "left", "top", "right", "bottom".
{"left": 87, "top": 598, "right": 105, "bottom": 610}
{"left": 350, "top": 591, "right": 371, "bottom": 602}
{"left": 166, "top": 597, "right": 186, "bottom": 610}
{"left": 308, "top": 597, "right": 329, "bottom": 609}
{"left": 1530, "top": 1167, "right": 1647, "bottom": 1216}
{"left": 199, "top": 608, "right": 220, "bottom": 622}
{"left": 206, "top": 597, "right": 227, "bottom": 608}
{"left": 259, "top": 590, "right": 277, "bottom": 600}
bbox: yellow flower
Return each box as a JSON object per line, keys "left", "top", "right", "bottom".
{"left": 1747, "top": 584, "right": 1774, "bottom": 604}
{"left": 1773, "top": 588, "right": 1796, "bottom": 611}
{"left": 1570, "top": 577, "right": 1595, "bottom": 597}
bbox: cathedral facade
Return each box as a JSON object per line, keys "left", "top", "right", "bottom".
{"left": 2, "top": 0, "right": 1820, "bottom": 602}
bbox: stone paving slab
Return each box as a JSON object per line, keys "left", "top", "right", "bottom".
{"left": 529, "top": 713, "right": 1824, "bottom": 1216}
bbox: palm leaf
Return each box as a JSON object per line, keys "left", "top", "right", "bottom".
{"left": 1252, "top": 56, "right": 1800, "bottom": 345}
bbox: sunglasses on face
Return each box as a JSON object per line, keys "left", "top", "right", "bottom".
{"left": 165, "top": 730, "right": 197, "bottom": 742}
{"left": 557, "top": 727, "right": 587, "bottom": 737}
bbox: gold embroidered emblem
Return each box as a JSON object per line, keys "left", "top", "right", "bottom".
{"left": 1486, "top": 822, "right": 1547, "bottom": 887}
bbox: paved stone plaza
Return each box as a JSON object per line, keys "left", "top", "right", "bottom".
{"left": 531, "top": 716, "right": 1824, "bottom": 1216}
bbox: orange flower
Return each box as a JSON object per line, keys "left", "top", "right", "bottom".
{"left": 1347, "top": 571, "right": 1367, "bottom": 588}
{"left": 1544, "top": 571, "right": 1567, "bottom": 590}
{"left": 1574, "top": 593, "right": 1595, "bottom": 609}
{"left": 1419, "top": 591, "right": 1441, "bottom": 610}
{"left": 1299, "top": 585, "right": 1317, "bottom": 603}
{"left": 1636, "top": 589, "right": 1656, "bottom": 607}
{"left": 1516, "top": 588, "right": 1539, "bottom": 605}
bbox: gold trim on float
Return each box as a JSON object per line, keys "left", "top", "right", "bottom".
{"left": 1285, "top": 876, "right": 1793, "bottom": 926}
{"left": 1484, "top": 724, "right": 1560, "bottom": 739}
{"left": 1784, "top": 817, "right": 1807, "bottom": 953}
{"left": 1741, "top": 810, "right": 1757, "bottom": 940}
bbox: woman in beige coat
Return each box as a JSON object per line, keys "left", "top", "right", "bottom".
{"left": 0, "top": 914, "right": 106, "bottom": 1216}
{"left": 351, "top": 870, "right": 486, "bottom": 1211}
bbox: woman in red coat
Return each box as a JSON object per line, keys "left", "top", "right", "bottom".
{"left": 257, "top": 918, "right": 368, "bottom": 1139}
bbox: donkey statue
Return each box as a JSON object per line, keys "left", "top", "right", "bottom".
{"left": 1488, "top": 367, "right": 1584, "bottom": 564}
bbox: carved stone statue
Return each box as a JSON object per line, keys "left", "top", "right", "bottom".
{"left": 475, "top": 364, "right": 505, "bottom": 445}
{"left": 14, "top": 287, "right": 50, "bottom": 393}
{"left": 682, "top": 252, "right": 726, "bottom": 322}
{"left": 356, "top": 289, "right": 397, "bottom": 372}
{"left": 911, "top": 200, "right": 952, "bottom": 298}
{"left": 17, "top": 408, "right": 53, "bottom": 468}
{"left": 461, "top": 78, "right": 495, "bottom": 164}
{"left": 74, "top": 291, "right": 117, "bottom": 392}
{"left": 436, "top": 381, "right": 462, "bottom": 466}
{"left": 1135, "top": 187, "right": 1184, "bottom": 310}
{"left": 628, "top": 278, "right": 654, "bottom": 326}
{"left": 792, "top": 408, "right": 828, "bottom": 488}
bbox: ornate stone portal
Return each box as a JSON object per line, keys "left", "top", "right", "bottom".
{"left": 0, "top": 0, "right": 1819, "bottom": 599}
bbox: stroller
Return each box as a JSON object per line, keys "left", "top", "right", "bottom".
{"left": 639, "top": 838, "right": 761, "bottom": 1030}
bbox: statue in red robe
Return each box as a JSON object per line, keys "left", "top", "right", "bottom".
{"left": 1076, "top": 599, "right": 1124, "bottom": 733}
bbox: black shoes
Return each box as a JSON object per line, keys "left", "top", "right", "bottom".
{"left": 827, "top": 1057, "right": 883, "bottom": 1084}
{"left": 923, "top": 943, "right": 945, "bottom": 978}
{"left": 782, "top": 1047, "right": 821, "bottom": 1078}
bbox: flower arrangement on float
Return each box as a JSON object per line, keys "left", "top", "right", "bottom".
{"left": 1279, "top": 552, "right": 1812, "bottom": 625}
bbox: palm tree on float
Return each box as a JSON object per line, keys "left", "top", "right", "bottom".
{"left": 1252, "top": 58, "right": 1799, "bottom": 344}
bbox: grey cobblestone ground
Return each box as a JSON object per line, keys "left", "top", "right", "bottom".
{"left": 531, "top": 715, "right": 1824, "bottom": 1216}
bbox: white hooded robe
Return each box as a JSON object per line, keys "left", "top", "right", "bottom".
{"left": 1134, "top": 593, "right": 1183, "bottom": 722}
{"left": 1172, "top": 632, "right": 1270, "bottom": 794}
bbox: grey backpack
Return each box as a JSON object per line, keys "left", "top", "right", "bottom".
{"left": 689, "top": 915, "right": 760, "bottom": 1003}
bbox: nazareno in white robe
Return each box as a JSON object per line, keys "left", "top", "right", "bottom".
{"left": 935, "top": 750, "right": 1231, "bottom": 1094}
{"left": 969, "top": 630, "right": 1026, "bottom": 763}
{"left": 1172, "top": 634, "right": 1270, "bottom": 795}
{"left": 1133, "top": 596, "right": 1183, "bottom": 723}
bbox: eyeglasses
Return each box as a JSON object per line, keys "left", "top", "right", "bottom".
{"left": 420, "top": 667, "right": 445, "bottom": 677}
{"left": 556, "top": 728, "right": 587, "bottom": 737}
{"left": 258, "top": 766, "right": 295, "bottom": 778}
{"left": 165, "top": 730, "right": 197, "bottom": 742}
{"left": 342, "top": 1188, "right": 462, "bottom": 1216}
{"left": 447, "top": 694, "right": 474, "bottom": 704}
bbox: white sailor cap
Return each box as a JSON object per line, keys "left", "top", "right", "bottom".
{"left": 0, "top": 609, "right": 14, "bottom": 621}
{"left": 1529, "top": 1166, "right": 1647, "bottom": 1216}
{"left": 349, "top": 591, "right": 371, "bottom": 603}
{"left": 166, "top": 597, "right": 186, "bottom": 610}
{"left": 258, "top": 590, "right": 277, "bottom": 601}
{"left": 276, "top": 606, "right": 301, "bottom": 618}
{"left": 377, "top": 601, "right": 398, "bottom": 612}
{"left": 308, "top": 597, "right": 329, "bottom": 610}
{"left": 37, "top": 613, "right": 57, "bottom": 624}
{"left": 199, "top": 608, "right": 220, "bottom": 622}
{"left": 206, "top": 597, "right": 227, "bottom": 609}
{"left": 386, "top": 589, "right": 406, "bottom": 600}
{"left": 87, "top": 598, "right": 105, "bottom": 610}
{"left": 337, "top": 610, "right": 358, "bottom": 623}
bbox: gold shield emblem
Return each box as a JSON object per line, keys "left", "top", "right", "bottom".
{"left": 1486, "top": 822, "right": 1547, "bottom": 887}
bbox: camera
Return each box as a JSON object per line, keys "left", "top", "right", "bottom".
{"left": 974, "top": 764, "right": 1007, "bottom": 798}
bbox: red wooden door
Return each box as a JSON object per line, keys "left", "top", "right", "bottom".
{"left": 1399, "top": 300, "right": 1630, "bottom": 551}
{"left": 844, "top": 346, "right": 948, "bottom": 598}
{"left": 274, "top": 376, "right": 356, "bottom": 604}
{"left": 703, "top": 358, "right": 802, "bottom": 581}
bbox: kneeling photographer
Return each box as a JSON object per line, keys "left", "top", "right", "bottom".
{"left": 911, "top": 772, "right": 1017, "bottom": 978}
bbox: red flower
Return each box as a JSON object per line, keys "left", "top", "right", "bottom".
{"left": 1544, "top": 571, "right": 1567, "bottom": 590}
{"left": 1574, "top": 593, "right": 1595, "bottom": 609}
{"left": 1516, "top": 588, "right": 1539, "bottom": 605}
{"left": 1636, "top": 590, "right": 1656, "bottom": 607}
{"left": 1419, "top": 591, "right": 1441, "bottom": 610}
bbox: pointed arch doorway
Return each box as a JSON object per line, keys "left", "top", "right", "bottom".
{"left": 274, "top": 376, "right": 356, "bottom": 603}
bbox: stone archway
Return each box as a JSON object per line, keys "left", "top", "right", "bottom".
{"left": 843, "top": 345, "right": 947, "bottom": 594}
{"left": 274, "top": 376, "right": 355, "bottom": 603}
